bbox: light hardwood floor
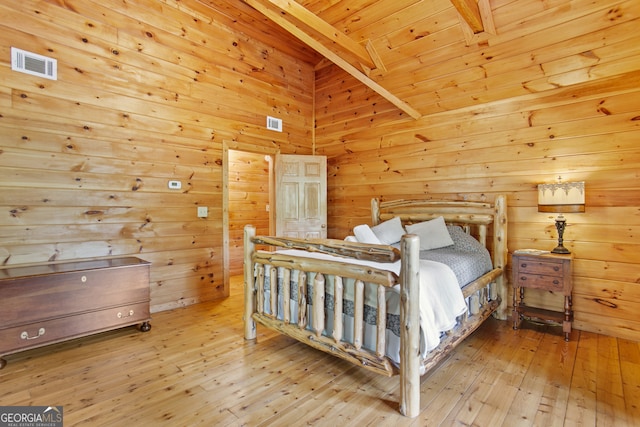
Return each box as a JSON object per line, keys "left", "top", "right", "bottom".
{"left": 1, "top": 276, "right": 639, "bottom": 426}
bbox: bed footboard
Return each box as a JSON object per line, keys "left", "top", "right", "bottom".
{"left": 244, "top": 226, "right": 423, "bottom": 416}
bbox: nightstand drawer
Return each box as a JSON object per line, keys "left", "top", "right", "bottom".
{"left": 514, "top": 258, "right": 563, "bottom": 277}
{"left": 516, "top": 273, "right": 563, "bottom": 291}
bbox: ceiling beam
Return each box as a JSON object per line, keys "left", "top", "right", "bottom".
{"left": 242, "top": 0, "right": 421, "bottom": 120}
{"left": 253, "top": 0, "right": 377, "bottom": 71}
{"left": 450, "top": 0, "right": 484, "bottom": 34}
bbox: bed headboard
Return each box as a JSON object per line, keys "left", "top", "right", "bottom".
{"left": 371, "top": 195, "right": 508, "bottom": 282}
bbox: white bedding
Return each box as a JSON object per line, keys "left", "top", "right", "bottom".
{"left": 259, "top": 249, "right": 468, "bottom": 364}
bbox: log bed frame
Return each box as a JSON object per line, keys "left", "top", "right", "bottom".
{"left": 243, "top": 195, "right": 507, "bottom": 417}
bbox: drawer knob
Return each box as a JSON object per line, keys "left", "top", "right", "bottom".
{"left": 520, "top": 276, "right": 527, "bottom": 281}
{"left": 117, "top": 310, "right": 135, "bottom": 319}
{"left": 21, "top": 327, "right": 46, "bottom": 340}
{"left": 553, "top": 280, "right": 559, "bottom": 285}
{"left": 81, "top": 275, "right": 87, "bottom": 283}
{"left": 520, "top": 263, "right": 527, "bottom": 268}
{"left": 553, "top": 266, "right": 559, "bottom": 271}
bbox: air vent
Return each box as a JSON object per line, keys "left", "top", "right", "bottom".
{"left": 11, "top": 47, "right": 57, "bottom": 80}
{"left": 266, "top": 116, "right": 283, "bottom": 132}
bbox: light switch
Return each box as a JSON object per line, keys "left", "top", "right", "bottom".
{"left": 197, "top": 206, "right": 208, "bottom": 218}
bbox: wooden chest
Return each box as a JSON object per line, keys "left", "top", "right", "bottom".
{"left": 0, "top": 257, "right": 151, "bottom": 368}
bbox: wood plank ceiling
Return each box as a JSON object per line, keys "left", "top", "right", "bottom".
{"left": 197, "top": 0, "right": 495, "bottom": 120}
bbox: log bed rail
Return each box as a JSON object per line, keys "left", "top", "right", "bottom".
{"left": 243, "top": 194, "right": 507, "bottom": 417}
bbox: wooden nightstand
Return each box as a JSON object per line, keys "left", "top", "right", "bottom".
{"left": 512, "top": 251, "right": 573, "bottom": 341}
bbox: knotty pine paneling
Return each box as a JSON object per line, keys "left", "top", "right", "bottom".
{"left": 228, "top": 150, "right": 270, "bottom": 276}
{"left": 318, "top": 0, "right": 640, "bottom": 341}
{"left": 0, "top": 0, "right": 314, "bottom": 311}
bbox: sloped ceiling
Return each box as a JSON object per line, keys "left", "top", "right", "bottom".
{"left": 196, "top": 0, "right": 494, "bottom": 119}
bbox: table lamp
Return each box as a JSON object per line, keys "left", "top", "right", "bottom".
{"left": 538, "top": 179, "right": 585, "bottom": 254}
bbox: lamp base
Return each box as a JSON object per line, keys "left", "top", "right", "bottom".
{"left": 551, "top": 245, "right": 571, "bottom": 254}
{"left": 551, "top": 216, "right": 571, "bottom": 254}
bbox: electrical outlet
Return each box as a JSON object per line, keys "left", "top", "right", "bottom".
{"left": 197, "top": 206, "right": 208, "bottom": 218}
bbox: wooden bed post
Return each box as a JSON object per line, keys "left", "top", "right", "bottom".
{"left": 244, "top": 225, "right": 257, "bottom": 340}
{"left": 493, "top": 195, "right": 508, "bottom": 320}
{"left": 371, "top": 198, "right": 381, "bottom": 225}
{"left": 399, "top": 233, "right": 420, "bottom": 418}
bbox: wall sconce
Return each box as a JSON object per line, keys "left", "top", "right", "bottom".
{"left": 538, "top": 179, "right": 585, "bottom": 254}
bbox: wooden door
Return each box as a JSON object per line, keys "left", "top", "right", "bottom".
{"left": 275, "top": 154, "right": 327, "bottom": 238}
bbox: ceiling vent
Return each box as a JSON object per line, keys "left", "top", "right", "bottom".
{"left": 11, "top": 47, "right": 57, "bottom": 80}
{"left": 266, "top": 116, "right": 283, "bottom": 132}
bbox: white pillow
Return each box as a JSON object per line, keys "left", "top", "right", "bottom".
{"left": 405, "top": 216, "right": 454, "bottom": 250}
{"left": 344, "top": 235, "right": 358, "bottom": 242}
{"left": 353, "top": 224, "right": 382, "bottom": 245}
{"left": 371, "top": 216, "right": 405, "bottom": 245}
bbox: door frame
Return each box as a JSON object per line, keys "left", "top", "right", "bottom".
{"left": 222, "top": 140, "right": 279, "bottom": 294}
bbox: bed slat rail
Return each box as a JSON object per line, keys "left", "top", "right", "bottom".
{"left": 252, "top": 251, "right": 399, "bottom": 287}
{"left": 333, "top": 277, "right": 343, "bottom": 342}
{"left": 251, "top": 235, "right": 401, "bottom": 263}
{"left": 313, "top": 273, "right": 325, "bottom": 337}
{"left": 377, "top": 212, "right": 494, "bottom": 226}
{"left": 353, "top": 279, "right": 364, "bottom": 349}
{"left": 376, "top": 285, "right": 386, "bottom": 357}
{"left": 298, "top": 272, "right": 307, "bottom": 329}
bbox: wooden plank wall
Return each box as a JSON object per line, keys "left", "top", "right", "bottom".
{"left": 317, "top": 0, "right": 640, "bottom": 341}
{"left": 0, "top": 0, "right": 313, "bottom": 311}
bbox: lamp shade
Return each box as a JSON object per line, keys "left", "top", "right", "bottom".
{"left": 538, "top": 181, "right": 585, "bottom": 213}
